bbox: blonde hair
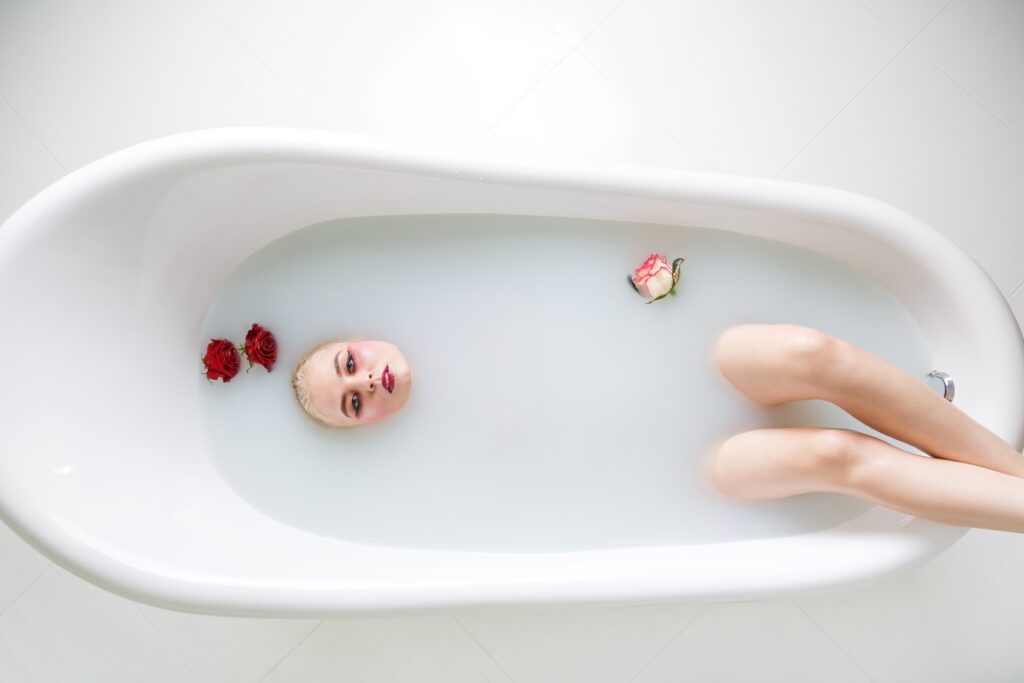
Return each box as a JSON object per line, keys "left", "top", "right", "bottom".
{"left": 292, "top": 340, "right": 341, "bottom": 427}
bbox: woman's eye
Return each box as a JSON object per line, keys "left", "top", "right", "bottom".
{"left": 346, "top": 350, "right": 355, "bottom": 373}
{"left": 351, "top": 393, "right": 360, "bottom": 417}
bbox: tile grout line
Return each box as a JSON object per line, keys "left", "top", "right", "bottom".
{"left": 192, "top": 0, "right": 330, "bottom": 130}
{"left": 136, "top": 605, "right": 200, "bottom": 682}
{"left": 794, "top": 600, "right": 878, "bottom": 682}
{"left": 624, "top": 603, "right": 711, "bottom": 683}
{"left": 903, "top": 0, "right": 956, "bottom": 42}
{"left": 772, "top": 41, "right": 909, "bottom": 179}
{"left": 469, "top": 48, "right": 574, "bottom": 149}
{"left": 1007, "top": 279, "right": 1024, "bottom": 302}
{"left": 909, "top": 44, "right": 1024, "bottom": 146}
{"left": 258, "top": 70, "right": 329, "bottom": 130}
{"left": 899, "top": 0, "right": 1024, "bottom": 146}
{"left": 0, "top": 91, "right": 68, "bottom": 172}
{"left": 451, "top": 613, "right": 519, "bottom": 682}
{"left": 191, "top": 59, "right": 266, "bottom": 127}
{"left": 858, "top": 0, "right": 1024, "bottom": 145}
{"left": 0, "top": 0, "right": 77, "bottom": 75}
{"left": 470, "top": 0, "right": 631, "bottom": 150}
{"left": 257, "top": 618, "right": 325, "bottom": 682}
{"left": 568, "top": 46, "right": 717, "bottom": 172}
{"left": 564, "top": 0, "right": 721, "bottom": 172}
{"left": 0, "top": 562, "right": 50, "bottom": 618}
{"left": 853, "top": 0, "right": 954, "bottom": 43}
{"left": 776, "top": 0, "right": 952, "bottom": 180}
{"left": 572, "top": 0, "right": 718, "bottom": 170}
{"left": 776, "top": 3, "right": 1024, "bottom": 299}
{"left": 530, "top": 0, "right": 632, "bottom": 54}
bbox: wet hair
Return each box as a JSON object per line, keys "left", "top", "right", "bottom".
{"left": 292, "top": 340, "right": 341, "bottom": 427}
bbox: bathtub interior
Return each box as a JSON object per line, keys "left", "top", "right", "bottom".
{"left": 0, "top": 141, "right": 1019, "bottom": 611}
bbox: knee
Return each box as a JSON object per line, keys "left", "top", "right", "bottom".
{"left": 777, "top": 325, "right": 848, "bottom": 393}
{"left": 813, "top": 429, "right": 872, "bottom": 493}
{"left": 710, "top": 427, "right": 869, "bottom": 500}
{"left": 779, "top": 324, "right": 836, "bottom": 372}
{"left": 713, "top": 323, "right": 847, "bottom": 404}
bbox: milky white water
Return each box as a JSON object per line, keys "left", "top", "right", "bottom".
{"left": 198, "top": 213, "right": 934, "bottom": 553}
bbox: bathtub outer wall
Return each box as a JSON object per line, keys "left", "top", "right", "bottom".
{"left": 0, "top": 128, "right": 1020, "bottom": 616}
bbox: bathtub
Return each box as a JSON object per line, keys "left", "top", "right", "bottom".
{"left": 0, "top": 127, "right": 1021, "bottom": 617}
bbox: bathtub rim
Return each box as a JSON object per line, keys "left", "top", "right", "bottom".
{"left": 0, "top": 126, "right": 1015, "bottom": 615}
{"left": 0, "top": 497, "right": 966, "bottom": 617}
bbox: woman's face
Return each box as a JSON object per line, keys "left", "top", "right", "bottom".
{"left": 302, "top": 340, "right": 412, "bottom": 427}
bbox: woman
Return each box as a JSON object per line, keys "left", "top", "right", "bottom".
{"left": 711, "top": 323, "right": 1024, "bottom": 533}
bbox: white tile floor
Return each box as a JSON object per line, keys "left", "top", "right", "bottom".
{"left": 1, "top": 0, "right": 1023, "bottom": 680}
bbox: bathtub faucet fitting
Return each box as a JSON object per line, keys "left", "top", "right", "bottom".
{"left": 927, "top": 370, "right": 955, "bottom": 402}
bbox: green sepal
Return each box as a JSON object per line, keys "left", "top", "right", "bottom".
{"left": 645, "top": 291, "right": 670, "bottom": 304}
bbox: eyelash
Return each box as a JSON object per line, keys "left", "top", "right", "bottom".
{"left": 346, "top": 350, "right": 360, "bottom": 417}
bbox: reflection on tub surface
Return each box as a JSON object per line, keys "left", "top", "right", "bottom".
{"left": 199, "top": 213, "right": 930, "bottom": 552}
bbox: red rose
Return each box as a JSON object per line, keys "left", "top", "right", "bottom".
{"left": 243, "top": 323, "right": 277, "bottom": 371}
{"left": 202, "top": 339, "right": 241, "bottom": 382}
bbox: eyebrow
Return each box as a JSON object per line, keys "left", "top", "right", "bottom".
{"left": 334, "top": 350, "right": 341, "bottom": 376}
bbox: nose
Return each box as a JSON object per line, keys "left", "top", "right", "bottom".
{"left": 342, "top": 371, "right": 376, "bottom": 393}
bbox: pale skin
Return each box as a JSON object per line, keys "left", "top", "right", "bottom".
{"left": 302, "top": 340, "right": 412, "bottom": 427}
{"left": 710, "top": 323, "right": 1024, "bottom": 533}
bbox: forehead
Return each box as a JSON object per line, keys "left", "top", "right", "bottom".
{"left": 306, "top": 341, "right": 344, "bottom": 368}
{"left": 311, "top": 340, "right": 394, "bottom": 362}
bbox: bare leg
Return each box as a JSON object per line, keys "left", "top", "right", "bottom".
{"left": 710, "top": 427, "right": 851, "bottom": 499}
{"left": 713, "top": 323, "right": 1024, "bottom": 478}
{"left": 713, "top": 427, "right": 1024, "bottom": 533}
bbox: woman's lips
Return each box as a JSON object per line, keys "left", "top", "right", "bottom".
{"left": 382, "top": 365, "right": 395, "bottom": 393}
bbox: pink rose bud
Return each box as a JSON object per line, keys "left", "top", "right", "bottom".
{"left": 632, "top": 253, "right": 674, "bottom": 298}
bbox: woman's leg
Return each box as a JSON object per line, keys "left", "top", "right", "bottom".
{"left": 713, "top": 323, "right": 1024, "bottom": 478}
{"left": 712, "top": 427, "right": 1024, "bottom": 533}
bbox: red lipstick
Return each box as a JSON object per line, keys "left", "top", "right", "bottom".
{"left": 382, "top": 365, "right": 395, "bottom": 393}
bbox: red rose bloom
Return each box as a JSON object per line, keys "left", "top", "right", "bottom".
{"left": 202, "top": 339, "right": 241, "bottom": 382}
{"left": 243, "top": 323, "right": 277, "bottom": 371}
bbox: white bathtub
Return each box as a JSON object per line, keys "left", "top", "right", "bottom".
{"left": 0, "top": 128, "right": 1021, "bottom": 617}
